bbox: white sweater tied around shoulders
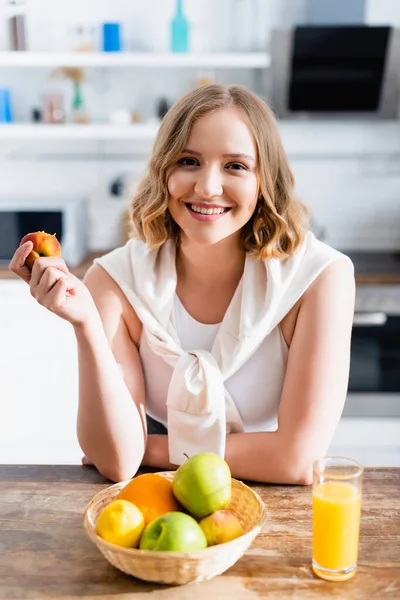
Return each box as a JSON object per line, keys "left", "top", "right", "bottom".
{"left": 95, "top": 232, "right": 350, "bottom": 465}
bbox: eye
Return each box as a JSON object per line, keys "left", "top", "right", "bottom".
{"left": 226, "top": 162, "right": 247, "bottom": 171}
{"left": 177, "top": 157, "right": 199, "bottom": 166}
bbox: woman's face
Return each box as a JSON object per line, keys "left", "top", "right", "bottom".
{"left": 167, "top": 107, "right": 259, "bottom": 248}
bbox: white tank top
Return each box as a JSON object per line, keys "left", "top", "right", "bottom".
{"left": 140, "top": 294, "right": 288, "bottom": 432}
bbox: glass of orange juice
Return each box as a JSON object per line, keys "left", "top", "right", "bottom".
{"left": 312, "top": 456, "right": 363, "bottom": 581}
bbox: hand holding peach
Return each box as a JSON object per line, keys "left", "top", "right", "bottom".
{"left": 8, "top": 231, "right": 64, "bottom": 285}
{"left": 9, "top": 231, "right": 98, "bottom": 327}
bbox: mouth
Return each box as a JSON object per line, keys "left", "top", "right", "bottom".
{"left": 184, "top": 203, "right": 232, "bottom": 221}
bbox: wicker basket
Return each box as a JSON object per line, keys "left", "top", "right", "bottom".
{"left": 83, "top": 471, "right": 268, "bottom": 585}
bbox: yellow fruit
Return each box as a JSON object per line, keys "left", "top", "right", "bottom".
{"left": 96, "top": 499, "right": 145, "bottom": 548}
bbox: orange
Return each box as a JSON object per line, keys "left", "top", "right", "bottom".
{"left": 116, "top": 473, "right": 180, "bottom": 525}
{"left": 96, "top": 499, "right": 145, "bottom": 548}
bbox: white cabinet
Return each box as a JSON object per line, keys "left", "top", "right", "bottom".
{"left": 0, "top": 280, "right": 82, "bottom": 464}
{"left": 329, "top": 417, "right": 400, "bottom": 467}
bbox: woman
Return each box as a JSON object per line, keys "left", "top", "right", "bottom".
{"left": 9, "top": 84, "right": 355, "bottom": 484}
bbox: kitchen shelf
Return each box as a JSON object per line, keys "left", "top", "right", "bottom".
{"left": 0, "top": 123, "right": 160, "bottom": 140}
{"left": 0, "top": 51, "right": 270, "bottom": 68}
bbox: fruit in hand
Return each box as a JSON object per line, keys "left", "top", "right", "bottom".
{"left": 172, "top": 453, "right": 232, "bottom": 519}
{"left": 116, "top": 473, "right": 181, "bottom": 525}
{"left": 199, "top": 509, "right": 244, "bottom": 546}
{"left": 139, "top": 511, "right": 207, "bottom": 552}
{"left": 20, "top": 231, "right": 61, "bottom": 269}
{"left": 96, "top": 499, "right": 145, "bottom": 548}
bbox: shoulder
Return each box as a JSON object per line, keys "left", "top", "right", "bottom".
{"left": 306, "top": 254, "right": 354, "bottom": 297}
{"left": 85, "top": 238, "right": 150, "bottom": 335}
{"left": 95, "top": 238, "right": 149, "bottom": 272}
{"left": 280, "top": 256, "right": 354, "bottom": 346}
{"left": 83, "top": 262, "right": 124, "bottom": 306}
{"left": 294, "top": 232, "right": 355, "bottom": 304}
{"left": 300, "top": 255, "right": 355, "bottom": 323}
{"left": 83, "top": 262, "right": 142, "bottom": 345}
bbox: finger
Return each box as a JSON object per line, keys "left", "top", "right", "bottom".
{"left": 34, "top": 266, "right": 67, "bottom": 300}
{"left": 8, "top": 241, "right": 34, "bottom": 283}
{"left": 43, "top": 273, "right": 80, "bottom": 311}
{"left": 41, "top": 275, "right": 70, "bottom": 313}
{"left": 82, "top": 455, "right": 94, "bottom": 466}
{"left": 30, "top": 257, "right": 69, "bottom": 288}
{"left": 35, "top": 270, "right": 79, "bottom": 307}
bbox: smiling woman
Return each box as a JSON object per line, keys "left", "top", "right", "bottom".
{"left": 8, "top": 84, "right": 355, "bottom": 484}
{"left": 130, "top": 84, "right": 308, "bottom": 261}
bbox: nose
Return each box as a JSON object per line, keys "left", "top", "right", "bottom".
{"left": 194, "top": 165, "right": 223, "bottom": 198}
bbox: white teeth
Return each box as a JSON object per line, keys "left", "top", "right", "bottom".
{"left": 190, "top": 205, "right": 227, "bottom": 215}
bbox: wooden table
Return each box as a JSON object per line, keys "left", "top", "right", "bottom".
{"left": 0, "top": 466, "right": 399, "bottom": 599}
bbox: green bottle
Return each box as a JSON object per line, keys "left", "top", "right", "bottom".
{"left": 72, "top": 81, "right": 88, "bottom": 124}
{"left": 171, "top": 0, "right": 189, "bottom": 53}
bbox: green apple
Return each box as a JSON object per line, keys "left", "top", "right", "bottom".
{"left": 139, "top": 511, "right": 207, "bottom": 552}
{"left": 199, "top": 509, "right": 244, "bottom": 546}
{"left": 172, "top": 453, "right": 232, "bottom": 519}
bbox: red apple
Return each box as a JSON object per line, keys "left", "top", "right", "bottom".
{"left": 20, "top": 231, "right": 61, "bottom": 269}
{"left": 199, "top": 509, "right": 244, "bottom": 546}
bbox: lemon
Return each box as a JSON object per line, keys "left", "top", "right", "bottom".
{"left": 96, "top": 499, "right": 145, "bottom": 548}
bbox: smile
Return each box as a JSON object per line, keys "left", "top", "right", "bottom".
{"left": 190, "top": 204, "right": 229, "bottom": 215}
{"left": 185, "top": 203, "right": 231, "bottom": 222}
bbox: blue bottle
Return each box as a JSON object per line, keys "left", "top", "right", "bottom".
{"left": 0, "top": 88, "right": 13, "bottom": 123}
{"left": 102, "top": 23, "right": 122, "bottom": 52}
{"left": 171, "top": 0, "right": 189, "bottom": 53}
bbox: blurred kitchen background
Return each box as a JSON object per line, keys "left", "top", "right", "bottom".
{"left": 1, "top": 0, "right": 400, "bottom": 467}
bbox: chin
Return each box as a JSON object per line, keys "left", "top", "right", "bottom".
{"left": 184, "top": 229, "right": 233, "bottom": 247}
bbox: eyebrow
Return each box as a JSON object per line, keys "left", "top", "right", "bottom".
{"left": 181, "top": 148, "right": 256, "bottom": 164}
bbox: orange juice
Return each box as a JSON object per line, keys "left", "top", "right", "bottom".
{"left": 312, "top": 481, "right": 361, "bottom": 577}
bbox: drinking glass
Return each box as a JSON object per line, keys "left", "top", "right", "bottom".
{"left": 312, "top": 456, "right": 363, "bottom": 581}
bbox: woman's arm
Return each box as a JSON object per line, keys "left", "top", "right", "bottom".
{"left": 225, "top": 257, "right": 355, "bottom": 484}
{"left": 76, "top": 264, "right": 147, "bottom": 482}
{"left": 8, "top": 243, "right": 147, "bottom": 482}
{"left": 142, "top": 435, "right": 175, "bottom": 470}
{"left": 143, "top": 257, "right": 355, "bottom": 484}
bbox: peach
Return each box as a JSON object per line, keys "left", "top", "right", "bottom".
{"left": 199, "top": 509, "right": 244, "bottom": 546}
{"left": 20, "top": 231, "right": 61, "bottom": 269}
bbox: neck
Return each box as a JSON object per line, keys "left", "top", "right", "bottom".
{"left": 176, "top": 234, "right": 246, "bottom": 287}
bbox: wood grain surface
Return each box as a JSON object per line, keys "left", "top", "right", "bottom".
{"left": 0, "top": 465, "right": 399, "bottom": 599}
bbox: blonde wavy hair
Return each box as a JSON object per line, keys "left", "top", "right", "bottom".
{"left": 130, "top": 84, "right": 309, "bottom": 260}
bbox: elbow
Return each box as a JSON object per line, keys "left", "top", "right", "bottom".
{"left": 79, "top": 445, "right": 143, "bottom": 483}
{"left": 281, "top": 453, "right": 314, "bottom": 486}
{"left": 78, "top": 435, "right": 144, "bottom": 483}
{"left": 97, "top": 464, "right": 137, "bottom": 483}
{"left": 292, "top": 466, "right": 313, "bottom": 486}
{"left": 275, "top": 432, "right": 315, "bottom": 485}
{"left": 93, "top": 454, "right": 143, "bottom": 482}
{"left": 282, "top": 465, "right": 313, "bottom": 486}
